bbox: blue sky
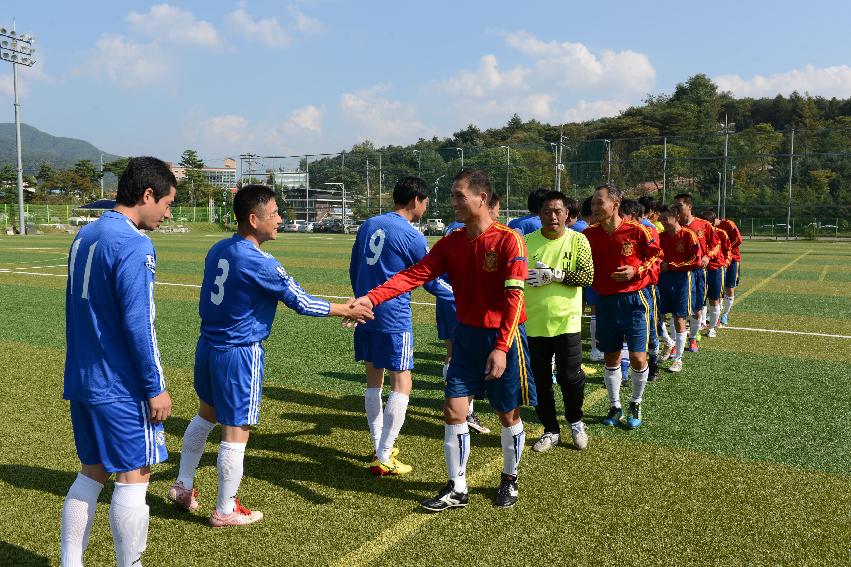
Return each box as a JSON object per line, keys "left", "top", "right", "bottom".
{"left": 2, "top": 0, "right": 850, "bottom": 166}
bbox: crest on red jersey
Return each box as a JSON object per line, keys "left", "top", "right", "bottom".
{"left": 621, "top": 241, "right": 634, "bottom": 256}
{"left": 483, "top": 250, "right": 498, "bottom": 272}
{"left": 676, "top": 242, "right": 685, "bottom": 253}
{"left": 697, "top": 229, "right": 704, "bottom": 238}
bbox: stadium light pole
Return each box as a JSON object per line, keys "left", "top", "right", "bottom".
{"left": 1, "top": 24, "right": 36, "bottom": 235}
{"left": 719, "top": 115, "right": 735, "bottom": 219}
{"left": 500, "top": 145, "right": 510, "bottom": 217}
{"left": 730, "top": 165, "right": 736, "bottom": 197}
{"left": 325, "top": 182, "right": 346, "bottom": 226}
{"left": 716, "top": 171, "right": 722, "bottom": 216}
{"left": 412, "top": 149, "right": 421, "bottom": 177}
{"left": 604, "top": 139, "right": 612, "bottom": 184}
{"left": 450, "top": 147, "right": 464, "bottom": 168}
{"left": 787, "top": 128, "right": 794, "bottom": 240}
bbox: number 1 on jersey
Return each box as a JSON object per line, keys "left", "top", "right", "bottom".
{"left": 365, "top": 229, "right": 386, "bottom": 266}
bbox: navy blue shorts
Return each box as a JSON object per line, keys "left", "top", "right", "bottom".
{"left": 726, "top": 260, "right": 740, "bottom": 289}
{"left": 195, "top": 337, "right": 265, "bottom": 426}
{"left": 706, "top": 268, "right": 725, "bottom": 301}
{"left": 445, "top": 324, "right": 537, "bottom": 413}
{"left": 595, "top": 288, "right": 653, "bottom": 354}
{"left": 354, "top": 327, "right": 414, "bottom": 372}
{"left": 647, "top": 285, "right": 658, "bottom": 351}
{"left": 435, "top": 298, "right": 458, "bottom": 341}
{"left": 690, "top": 269, "right": 706, "bottom": 314}
{"left": 658, "top": 271, "right": 693, "bottom": 318}
{"left": 583, "top": 285, "right": 597, "bottom": 306}
{"left": 70, "top": 399, "right": 168, "bottom": 473}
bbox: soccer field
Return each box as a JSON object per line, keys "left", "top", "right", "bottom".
{"left": 1, "top": 233, "right": 850, "bottom": 566}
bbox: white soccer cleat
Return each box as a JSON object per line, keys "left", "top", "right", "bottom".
{"left": 209, "top": 499, "right": 263, "bottom": 527}
{"left": 668, "top": 359, "right": 683, "bottom": 373}
{"left": 659, "top": 341, "right": 674, "bottom": 362}
{"left": 570, "top": 422, "right": 588, "bottom": 450}
{"left": 167, "top": 481, "right": 199, "bottom": 512}
{"left": 532, "top": 431, "right": 560, "bottom": 452}
{"left": 706, "top": 328, "right": 717, "bottom": 338}
{"left": 589, "top": 349, "right": 605, "bottom": 362}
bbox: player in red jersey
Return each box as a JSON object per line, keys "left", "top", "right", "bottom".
{"left": 716, "top": 217, "right": 743, "bottom": 326}
{"left": 698, "top": 210, "right": 731, "bottom": 337}
{"left": 351, "top": 170, "right": 536, "bottom": 512}
{"left": 674, "top": 193, "right": 717, "bottom": 352}
{"left": 583, "top": 185, "right": 662, "bottom": 429}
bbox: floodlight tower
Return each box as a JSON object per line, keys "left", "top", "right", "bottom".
{"left": 1, "top": 24, "right": 37, "bottom": 235}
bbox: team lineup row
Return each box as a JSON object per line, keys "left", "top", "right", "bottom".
{"left": 57, "top": 157, "right": 741, "bottom": 566}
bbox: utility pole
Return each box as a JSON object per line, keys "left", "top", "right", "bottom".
{"left": 365, "top": 157, "right": 370, "bottom": 213}
{"left": 305, "top": 155, "right": 310, "bottom": 222}
{"left": 412, "top": 149, "right": 421, "bottom": 177}
{"left": 605, "top": 139, "right": 612, "bottom": 184}
{"left": 100, "top": 153, "right": 104, "bottom": 199}
{"left": 378, "top": 152, "right": 383, "bottom": 211}
{"left": 500, "top": 145, "right": 510, "bottom": 218}
{"left": 662, "top": 136, "right": 667, "bottom": 203}
{"left": 720, "top": 114, "right": 735, "bottom": 219}
{"left": 787, "top": 128, "right": 794, "bottom": 240}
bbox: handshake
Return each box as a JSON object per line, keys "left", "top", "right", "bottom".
{"left": 526, "top": 261, "right": 564, "bottom": 287}
{"left": 339, "top": 296, "right": 376, "bottom": 328}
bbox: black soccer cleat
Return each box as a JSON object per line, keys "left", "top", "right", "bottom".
{"left": 494, "top": 473, "right": 518, "bottom": 508}
{"left": 421, "top": 482, "right": 469, "bottom": 512}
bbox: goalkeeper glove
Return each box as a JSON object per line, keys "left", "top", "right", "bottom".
{"left": 526, "top": 261, "right": 564, "bottom": 287}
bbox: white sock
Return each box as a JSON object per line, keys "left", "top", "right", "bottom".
{"left": 364, "top": 387, "right": 383, "bottom": 453}
{"left": 669, "top": 318, "right": 677, "bottom": 341}
{"left": 708, "top": 304, "right": 721, "bottom": 329}
{"left": 501, "top": 421, "right": 525, "bottom": 477}
{"left": 589, "top": 315, "right": 598, "bottom": 351}
{"left": 621, "top": 343, "right": 629, "bottom": 365}
{"left": 689, "top": 315, "right": 700, "bottom": 339}
{"left": 629, "top": 365, "right": 649, "bottom": 404}
{"left": 658, "top": 317, "right": 672, "bottom": 343}
{"left": 377, "top": 391, "right": 409, "bottom": 462}
{"left": 467, "top": 398, "right": 474, "bottom": 417}
{"left": 61, "top": 473, "right": 103, "bottom": 567}
{"left": 109, "top": 482, "right": 148, "bottom": 567}
{"left": 604, "top": 366, "right": 621, "bottom": 407}
{"left": 216, "top": 441, "right": 246, "bottom": 515}
{"left": 444, "top": 423, "right": 470, "bottom": 493}
{"left": 700, "top": 308, "right": 707, "bottom": 326}
{"left": 675, "top": 331, "right": 687, "bottom": 360}
{"left": 722, "top": 295, "right": 734, "bottom": 316}
{"left": 177, "top": 415, "right": 216, "bottom": 489}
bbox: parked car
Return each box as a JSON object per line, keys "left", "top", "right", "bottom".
{"left": 279, "top": 220, "right": 305, "bottom": 232}
{"left": 298, "top": 222, "right": 315, "bottom": 233}
{"left": 315, "top": 219, "right": 344, "bottom": 233}
{"left": 343, "top": 222, "right": 363, "bottom": 234}
{"left": 424, "top": 218, "right": 445, "bottom": 235}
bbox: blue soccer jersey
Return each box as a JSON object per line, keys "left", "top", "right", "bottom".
{"left": 350, "top": 211, "right": 454, "bottom": 333}
{"left": 508, "top": 214, "right": 542, "bottom": 235}
{"left": 64, "top": 211, "right": 166, "bottom": 404}
{"left": 199, "top": 235, "right": 331, "bottom": 346}
{"left": 444, "top": 221, "right": 464, "bottom": 235}
{"left": 571, "top": 219, "right": 588, "bottom": 232}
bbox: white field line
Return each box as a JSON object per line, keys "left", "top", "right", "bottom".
{"left": 1, "top": 267, "right": 849, "bottom": 340}
{"left": 735, "top": 250, "right": 812, "bottom": 303}
{"left": 818, "top": 265, "right": 829, "bottom": 282}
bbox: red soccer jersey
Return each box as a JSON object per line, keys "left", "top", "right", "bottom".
{"left": 682, "top": 218, "right": 718, "bottom": 261}
{"left": 659, "top": 227, "right": 701, "bottom": 272}
{"left": 718, "top": 219, "right": 742, "bottom": 261}
{"left": 584, "top": 219, "right": 663, "bottom": 296}
{"left": 367, "top": 222, "right": 528, "bottom": 352}
{"left": 708, "top": 227, "right": 731, "bottom": 270}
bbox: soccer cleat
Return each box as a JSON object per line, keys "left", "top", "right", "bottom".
{"left": 626, "top": 402, "right": 642, "bottom": 429}
{"left": 648, "top": 358, "right": 659, "bottom": 382}
{"left": 167, "top": 481, "right": 199, "bottom": 512}
{"left": 570, "top": 422, "right": 588, "bottom": 450}
{"left": 466, "top": 412, "right": 491, "bottom": 434}
{"left": 659, "top": 341, "right": 673, "bottom": 362}
{"left": 369, "top": 456, "right": 413, "bottom": 476}
{"left": 371, "top": 447, "right": 400, "bottom": 461}
{"left": 602, "top": 405, "right": 623, "bottom": 426}
{"left": 532, "top": 431, "right": 560, "bottom": 453}
{"left": 687, "top": 338, "right": 699, "bottom": 352}
{"left": 494, "top": 473, "right": 519, "bottom": 508}
{"left": 581, "top": 364, "right": 598, "bottom": 376}
{"left": 209, "top": 498, "right": 263, "bottom": 527}
{"left": 421, "top": 482, "right": 469, "bottom": 512}
{"left": 589, "top": 349, "right": 605, "bottom": 362}
{"left": 719, "top": 314, "right": 729, "bottom": 326}
{"left": 706, "top": 328, "right": 717, "bottom": 338}
{"left": 668, "top": 359, "right": 683, "bottom": 373}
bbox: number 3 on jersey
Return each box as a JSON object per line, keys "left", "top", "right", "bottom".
{"left": 210, "top": 258, "right": 229, "bottom": 305}
{"left": 365, "top": 229, "right": 385, "bottom": 266}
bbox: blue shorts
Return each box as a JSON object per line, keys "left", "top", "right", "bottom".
{"left": 658, "top": 271, "right": 693, "bottom": 318}
{"left": 583, "top": 286, "right": 597, "bottom": 306}
{"left": 726, "top": 260, "right": 740, "bottom": 289}
{"left": 445, "top": 324, "right": 537, "bottom": 413}
{"left": 194, "top": 337, "right": 265, "bottom": 427}
{"left": 706, "top": 268, "right": 725, "bottom": 301}
{"left": 435, "top": 298, "right": 458, "bottom": 341}
{"left": 646, "top": 286, "right": 658, "bottom": 352}
{"left": 70, "top": 399, "right": 168, "bottom": 473}
{"left": 690, "top": 269, "right": 706, "bottom": 314}
{"left": 354, "top": 327, "right": 414, "bottom": 372}
{"left": 595, "top": 288, "right": 653, "bottom": 354}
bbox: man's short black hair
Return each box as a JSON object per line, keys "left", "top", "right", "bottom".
{"left": 453, "top": 169, "right": 492, "bottom": 198}
{"left": 699, "top": 209, "right": 717, "bottom": 224}
{"left": 393, "top": 176, "right": 429, "bottom": 205}
{"left": 527, "top": 187, "right": 551, "bottom": 214}
{"left": 234, "top": 184, "right": 276, "bottom": 223}
{"left": 638, "top": 196, "right": 659, "bottom": 215}
{"left": 115, "top": 156, "right": 177, "bottom": 206}
{"left": 658, "top": 204, "right": 678, "bottom": 219}
{"left": 488, "top": 192, "right": 500, "bottom": 208}
{"left": 581, "top": 196, "right": 593, "bottom": 218}
{"left": 674, "top": 192, "right": 694, "bottom": 206}
{"left": 540, "top": 191, "right": 579, "bottom": 219}
{"left": 620, "top": 199, "right": 644, "bottom": 219}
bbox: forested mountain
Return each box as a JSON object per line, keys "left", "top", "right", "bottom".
{"left": 0, "top": 123, "right": 120, "bottom": 173}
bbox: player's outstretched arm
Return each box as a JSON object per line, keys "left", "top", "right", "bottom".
{"left": 330, "top": 298, "right": 374, "bottom": 324}
{"left": 149, "top": 390, "right": 172, "bottom": 423}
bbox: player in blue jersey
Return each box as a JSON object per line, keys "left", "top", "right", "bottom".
{"left": 168, "top": 185, "right": 373, "bottom": 527}
{"left": 507, "top": 186, "right": 549, "bottom": 235}
{"left": 60, "top": 157, "right": 176, "bottom": 567}
{"left": 350, "top": 176, "right": 456, "bottom": 476}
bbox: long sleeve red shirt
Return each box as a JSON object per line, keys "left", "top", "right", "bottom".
{"left": 367, "top": 222, "right": 528, "bottom": 352}
{"left": 718, "top": 219, "right": 742, "bottom": 261}
{"left": 583, "top": 219, "right": 663, "bottom": 296}
{"left": 683, "top": 218, "right": 718, "bottom": 261}
{"left": 707, "top": 227, "right": 731, "bottom": 270}
{"left": 659, "top": 227, "right": 702, "bottom": 271}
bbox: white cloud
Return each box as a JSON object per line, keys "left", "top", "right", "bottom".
{"left": 74, "top": 34, "right": 168, "bottom": 88}
{"left": 127, "top": 4, "right": 219, "bottom": 48}
{"left": 200, "top": 114, "right": 253, "bottom": 146}
{"left": 289, "top": 6, "right": 325, "bottom": 35}
{"left": 715, "top": 65, "right": 851, "bottom": 98}
{"left": 562, "top": 100, "right": 631, "bottom": 122}
{"left": 226, "top": 4, "right": 291, "bottom": 49}
{"left": 435, "top": 54, "right": 528, "bottom": 98}
{"left": 340, "top": 83, "right": 435, "bottom": 145}
{"left": 284, "top": 105, "right": 324, "bottom": 133}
